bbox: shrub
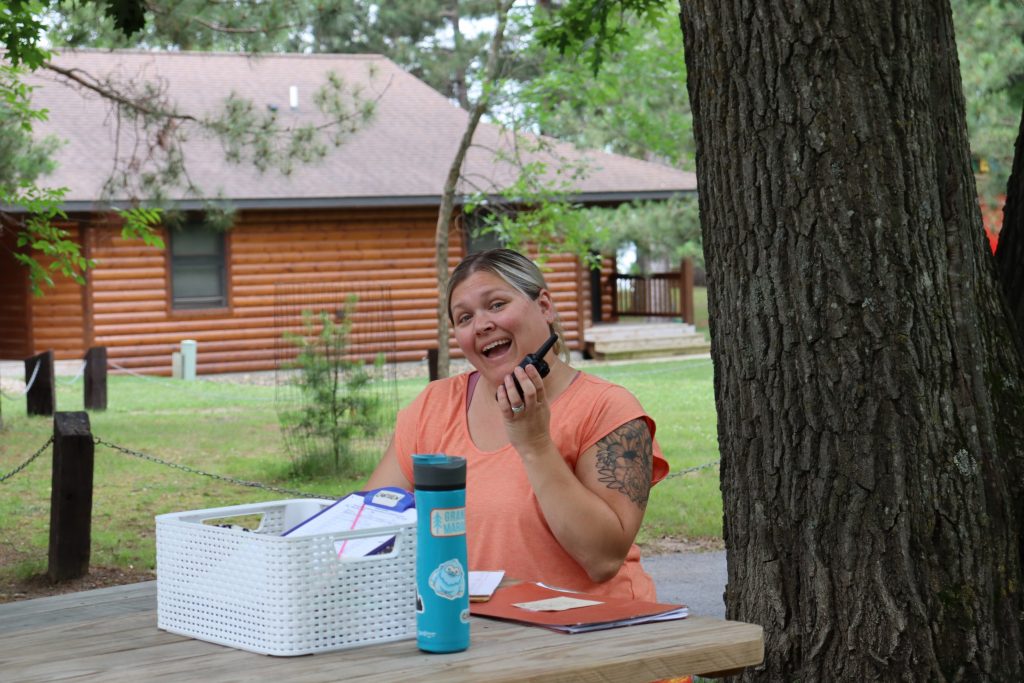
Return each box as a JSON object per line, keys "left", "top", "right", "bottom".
{"left": 279, "top": 299, "right": 387, "bottom": 477}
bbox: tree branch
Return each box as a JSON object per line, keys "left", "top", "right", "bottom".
{"left": 143, "top": 1, "right": 301, "bottom": 35}
{"left": 42, "top": 61, "right": 199, "bottom": 123}
{"left": 434, "top": 0, "right": 517, "bottom": 378}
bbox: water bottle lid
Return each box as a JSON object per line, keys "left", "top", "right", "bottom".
{"left": 412, "top": 454, "right": 466, "bottom": 490}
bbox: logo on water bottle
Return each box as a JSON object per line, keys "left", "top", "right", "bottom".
{"left": 430, "top": 507, "right": 466, "bottom": 537}
{"left": 428, "top": 558, "right": 466, "bottom": 600}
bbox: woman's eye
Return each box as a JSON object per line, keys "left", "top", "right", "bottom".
{"left": 490, "top": 301, "right": 505, "bottom": 311}
{"left": 457, "top": 313, "right": 471, "bottom": 325}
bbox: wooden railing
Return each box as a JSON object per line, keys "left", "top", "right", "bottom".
{"left": 609, "top": 258, "right": 694, "bottom": 324}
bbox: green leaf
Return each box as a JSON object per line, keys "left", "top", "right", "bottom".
{"left": 0, "top": 0, "right": 51, "bottom": 68}
{"left": 101, "top": 0, "right": 147, "bottom": 36}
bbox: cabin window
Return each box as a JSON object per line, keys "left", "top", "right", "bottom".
{"left": 462, "top": 210, "right": 505, "bottom": 254}
{"left": 170, "top": 225, "right": 226, "bottom": 309}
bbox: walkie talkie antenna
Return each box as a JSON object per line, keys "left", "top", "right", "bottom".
{"left": 532, "top": 333, "right": 558, "bottom": 361}
{"left": 497, "top": 333, "right": 561, "bottom": 403}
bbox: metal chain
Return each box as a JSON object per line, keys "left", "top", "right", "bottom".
{"left": 93, "top": 437, "right": 335, "bottom": 499}
{"left": 664, "top": 459, "right": 720, "bottom": 480}
{"left": 0, "top": 436, "right": 54, "bottom": 483}
{"left": 7, "top": 437, "right": 718, "bottom": 491}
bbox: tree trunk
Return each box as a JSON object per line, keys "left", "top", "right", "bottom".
{"left": 434, "top": 0, "right": 514, "bottom": 378}
{"left": 679, "top": 1, "right": 1024, "bottom": 679}
{"left": 448, "top": 0, "right": 472, "bottom": 111}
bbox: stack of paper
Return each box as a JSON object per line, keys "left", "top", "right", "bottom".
{"left": 282, "top": 487, "right": 417, "bottom": 559}
{"left": 468, "top": 570, "right": 505, "bottom": 602}
{"left": 470, "top": 582, "right": 688, "bottom": 633}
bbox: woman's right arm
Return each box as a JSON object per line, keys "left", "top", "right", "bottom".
{"left": 364, "top": 433, "right": 413, "bottom": 491}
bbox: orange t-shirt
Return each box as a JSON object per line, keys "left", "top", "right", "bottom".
{"left": 393, "top": 371, "right": 669, "bottom": 600}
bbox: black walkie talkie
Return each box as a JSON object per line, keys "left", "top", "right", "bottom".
{"left": 507, "top": 332, "right": 559, "bottom": 401}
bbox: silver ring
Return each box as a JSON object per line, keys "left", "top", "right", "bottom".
{"left": 511, "top": 404, "right": 525, "bottom": 415}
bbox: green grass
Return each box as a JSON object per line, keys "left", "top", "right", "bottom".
{"left": 0, "top": 354, "right": 719, "bottom": 585}
{"left": 585, "top": 358, "right": 720, "bottom": 545}
{"left": 694, "top": 285, "right": 709, "bottom": 341}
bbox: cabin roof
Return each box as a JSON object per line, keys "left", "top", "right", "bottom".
{"left": 27, "top": 49, "right": 697, "bottom": 211}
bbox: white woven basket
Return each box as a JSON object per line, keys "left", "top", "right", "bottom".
{"left": 156, "top": 499, "right": 417, "bottom": 656}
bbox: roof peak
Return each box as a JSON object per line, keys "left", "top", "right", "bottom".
{"left": 52, "top": 47, "right": 387, "bottom": 61}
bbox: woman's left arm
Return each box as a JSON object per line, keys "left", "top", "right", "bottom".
{"left": 517, "top": 417, "right": 653, "bottom": 584}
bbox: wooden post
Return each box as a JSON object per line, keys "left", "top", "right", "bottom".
{"left": 84, "top": 347, "right": 108, "bottom": 411}
{"left": 25, "top": 350, "right": 55, "bottom": 416}
{"left": 589, "top": 257, "right": 603, "bottom": 324}
{"left": 680, "top": 258, "right": 696, "bottom": 325}
{"left": 48, "top": 411, "right": 94, "bottom": 582}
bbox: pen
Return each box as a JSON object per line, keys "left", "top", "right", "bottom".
{"left": 336, "top": 500, "right": 367, "bottom": 558}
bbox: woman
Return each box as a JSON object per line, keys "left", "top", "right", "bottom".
{"left": 367, "top": 248, "right": 669, "bottom": 600}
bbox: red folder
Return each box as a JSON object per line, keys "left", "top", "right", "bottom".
{"left": 469, "top": 582, "right": 688, "bottom": 633}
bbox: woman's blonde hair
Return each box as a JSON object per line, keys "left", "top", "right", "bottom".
{"left": 446, "top": 248, "right": 569, "bottom": 362}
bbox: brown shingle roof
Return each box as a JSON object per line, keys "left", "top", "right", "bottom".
{"left": 30, "top": 49, "right": 696, "bottom": 209}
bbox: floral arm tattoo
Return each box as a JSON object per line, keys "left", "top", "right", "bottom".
{"left": 594, "top": 418, "right": 653, "bottom": 507}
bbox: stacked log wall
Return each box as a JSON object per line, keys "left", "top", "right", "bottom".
{"left": 0, "top": 226, "right": 32, "bottom": 359}
{"left": 82, "top": 206, "right": 590, "bottom": 375}
{"left": 21, "top": 224, "right": 88, "bottom": 361}
{"left": 598, "top": 254, "right": 616, "bottom": 323}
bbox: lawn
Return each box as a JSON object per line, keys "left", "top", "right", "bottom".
{"left": 586, "top": 357, "right": 720, "bottom": 545}
{"left": 694, "top": 284, "right": 710, "bottom": 340}
{"left": 0, "top": 340, "right": 719, "bottom": 588}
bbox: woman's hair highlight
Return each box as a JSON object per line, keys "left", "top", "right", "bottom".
{"left": 446, "top": 248, "right": 569, "bottom": 361}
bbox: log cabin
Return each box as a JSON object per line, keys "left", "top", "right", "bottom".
{"left": 0, "top": 50, "right": 697, "bottom": 375}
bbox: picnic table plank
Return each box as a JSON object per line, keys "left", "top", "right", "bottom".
{"left": 0, "top": 581, "right": 763, "bottom": 682}
{"left": 0, "top": 581, "right": 155, "bottom": 634}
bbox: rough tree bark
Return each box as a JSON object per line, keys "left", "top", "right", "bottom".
{"left": 680, "top": 1, "right": 1024, "bottom": 679}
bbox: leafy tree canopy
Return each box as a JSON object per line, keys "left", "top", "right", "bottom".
{"left": 521, "top": 11, "right": 693, "bottom": 168}
{"left": 541, "top": 0, "right": 1024, "bottom": 219}
{"left": 952, "top": 0, "right": 1024, "bottom": 205}
{"left": 44, "top": 0, "right": 501, "bottom": 110}
{"left": 505, "top": 9, "right": 699, "bottom": 271}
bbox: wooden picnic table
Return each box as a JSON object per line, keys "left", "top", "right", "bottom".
{"left": 0, "top": 581, "right": 763, "bottom": 682}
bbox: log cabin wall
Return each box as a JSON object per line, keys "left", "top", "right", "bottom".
{"left": 597, "top": 253, "right": 616, "bottom": 324}
{"left": 528, "top": 249, "right": 587, "bottom": 354}
{"left": 0, "top": 226, "right": 32, "bottom": 359}
{"left": 87, "top": 215, "right": 171, "bottom": 371}
{"left": 229, "top": 206, "right": 459, "bottom": 374}
{"left": 21, "top": 223, "right": 88, "bottom": 360}
{"left": 78, "top": 206, "right": 593, "bottom": 376}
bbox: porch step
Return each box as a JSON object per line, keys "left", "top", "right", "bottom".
{"left": 582, "top": 323, "right": 709, "bottom": 359}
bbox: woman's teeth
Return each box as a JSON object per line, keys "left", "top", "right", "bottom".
{"left": 483, "top": 339, "right": 511, "bottom": 357}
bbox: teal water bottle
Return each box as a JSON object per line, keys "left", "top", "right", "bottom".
{"left": 412, "top": 454, "right": 470, "bottom": 653}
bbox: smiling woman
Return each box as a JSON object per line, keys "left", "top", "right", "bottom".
{"left": 366, "top": 248, "right": 670, "bottom": 600}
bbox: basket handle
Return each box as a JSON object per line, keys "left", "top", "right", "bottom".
{"left": 156, "top": 499, "right": 332, "bottom": 526}
{"left": 326, "top": 522, "right": 414, "bottom": 561}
